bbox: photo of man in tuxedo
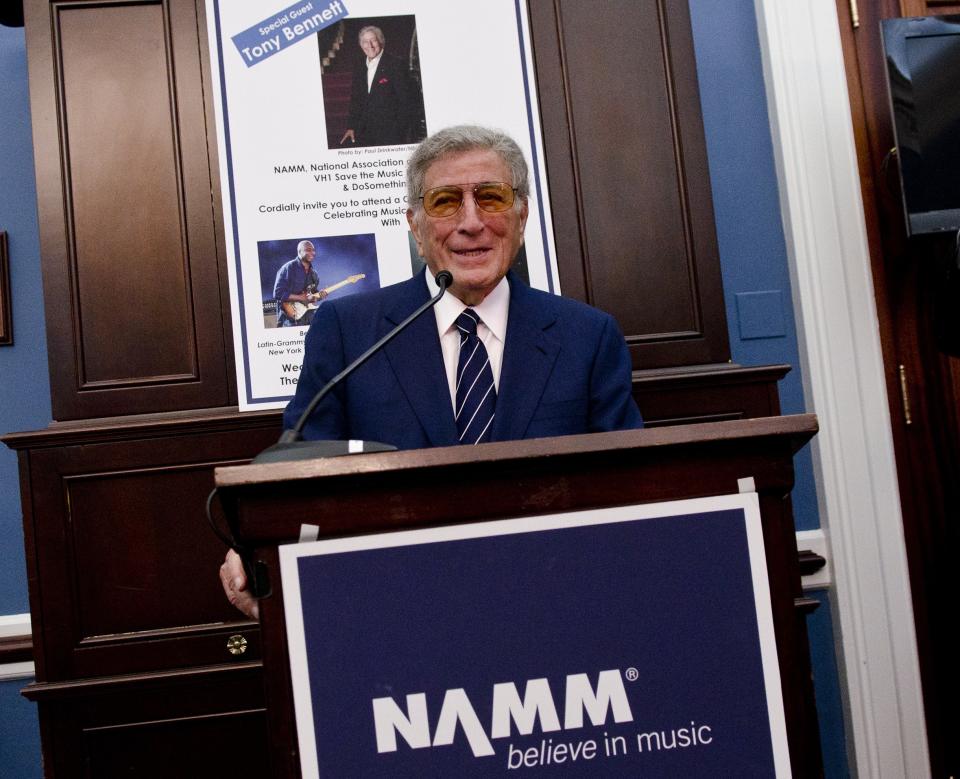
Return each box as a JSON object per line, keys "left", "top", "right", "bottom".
{"left": 340, "top": 25, "right": 421, "bottom": 148}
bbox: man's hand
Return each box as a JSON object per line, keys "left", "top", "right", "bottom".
{"left": 219, "top": 549, "right": 259, "bottom": 620}
{"left": 340, "top": 128, "right": 356, "bottom": 144}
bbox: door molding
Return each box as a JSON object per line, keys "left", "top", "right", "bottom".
{"left": 753, "top": 1, "right": 929, "bottom": 776}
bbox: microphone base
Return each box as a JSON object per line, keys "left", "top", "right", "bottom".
{"left": 252, "top": 439, "right": 397, "bottom": 464}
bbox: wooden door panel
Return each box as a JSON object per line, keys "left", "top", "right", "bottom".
{"left": 10, "top": 411, "right": 282, "bottom": 681}
{"left": 529, "top": 0, "right": 730, "bottom": 369}
{"left": 59, "top": 3, "right": 197, "bottom": 385}
{"left": 26, "top": 0, "right": 234, "bottom": 418}
{"left": 28, "top": 666, "right": 268, "bottom": 778}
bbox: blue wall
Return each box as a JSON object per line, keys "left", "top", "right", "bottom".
{"left": 809, "top": 591, "right": 851, "bottom": 777}
{"left": 688, "top": 0, "right": 819, "bottom": 531}
{"left": 0, "top": 22, "right": 48, "bottom": 776}
{"left": 0, "top": 25, "right": 50, "bottom": 614}
{"left": 0, "top": 680, "right": 42, "bottom": 779}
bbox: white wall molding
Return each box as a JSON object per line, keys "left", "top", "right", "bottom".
{"left": 0, "top": 661, "right": 34, "bottom": 681}
{"left": 753, "top": 1, "right": 929, "bottom": 777}
{"left": 0, "top": 612, "right": 31, "bottom": 639}
{"left": 0, "top": 613, "right": 33, "bottom": 681}
{"left": 797, "top": 529, "right": 831, "bottom": 590}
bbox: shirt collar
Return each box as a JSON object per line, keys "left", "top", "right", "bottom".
{"left": 367, "top": 51, "right": 383, "bottom": 67}
{"left": 425, "top": 271, "right": 510, "bottom": 342}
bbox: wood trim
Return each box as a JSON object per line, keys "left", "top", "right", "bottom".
{"left": 193, "top": 0, "right": 238, "bottom": 408}
{"left": 794, "top": 596, "right": 821, "bottom": 614}
{"left": 1, "top": 406, "right": 282, "bottom": 450}
{"left": 797, "top": 549, "right": 828, "bottom": 577}
{"left": 216, "top": 414, "right": 818, "bottom": 489}
{"left": 633, "top": 363, "right": 790, "bottom": 389}
{"left": 753, "top": 1, "right": 929, "bottom": 776}
{"left": 0, "top": 231, "right": 11, "bottom": 346}
{"left": 22, "top": 660, "right": 262, "bottom": 701}
{"left": 0, "top": 634, "right": 33, "bottom": 665}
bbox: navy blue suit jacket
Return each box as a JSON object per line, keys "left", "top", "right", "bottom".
{"left": 283, "top": 271, "right": 642, "bottom": 449}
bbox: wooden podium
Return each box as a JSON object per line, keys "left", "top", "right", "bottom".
{"left": 215, "top": 415, "right": 821, "bottom": 777}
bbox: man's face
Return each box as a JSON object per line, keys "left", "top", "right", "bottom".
{"left": 406, "top": 149, "right": 528, "bottom": 306}
{"left": 359, "top": 32, "right": 382, "bottom": 60}
{"left": 298, "top": 242, "right": 316, "bottom": 263}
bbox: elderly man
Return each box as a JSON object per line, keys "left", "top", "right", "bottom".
{"left": 221, "top": 125, "right": 641, "bottom": 616}
{"left": 340, "top": 25, "right": 416, "bottom": 148}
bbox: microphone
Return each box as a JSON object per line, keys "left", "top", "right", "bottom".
{"left": 252, "top": 270, "right": 454, "bottom": 463}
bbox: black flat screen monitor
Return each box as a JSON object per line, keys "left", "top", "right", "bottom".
{"left": 881, "top": 15, "right": 960, "bottom": 235}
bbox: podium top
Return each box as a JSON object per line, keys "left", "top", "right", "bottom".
{"left": 215, "top": 414, "right": 817, "bottom": 490}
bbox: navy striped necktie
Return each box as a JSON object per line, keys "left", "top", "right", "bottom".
{"left": 455, "top": 309, "right": 497, "bottom": 445}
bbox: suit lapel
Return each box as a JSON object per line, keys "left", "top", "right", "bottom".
{"left": 382, "top": 274, "right": 458, "bottom": 447}
{"left": 492, "top": 275, "right": 560, "bottom": 441}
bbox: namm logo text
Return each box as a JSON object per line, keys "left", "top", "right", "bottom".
{"left": 372, "top": 669, "right": 633, "bottom": 757}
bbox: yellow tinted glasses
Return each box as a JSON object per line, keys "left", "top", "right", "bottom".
{"left": 420, "top": 182, "right": 517, "bottom": 218}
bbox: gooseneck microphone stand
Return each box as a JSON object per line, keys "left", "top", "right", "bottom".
{"left": 251, "top": 270, "right": 453, "bottom": 464}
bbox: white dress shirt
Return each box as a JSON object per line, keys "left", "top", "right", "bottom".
{"left": 366, "top": 51, "right": 382, "bottom": 92}
{"left": 425, "top": 272, "right": 510, "bottom": 410}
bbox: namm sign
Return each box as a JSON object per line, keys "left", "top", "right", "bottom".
{"left": 280, "top": 495, "right": 791, "bottom": 776}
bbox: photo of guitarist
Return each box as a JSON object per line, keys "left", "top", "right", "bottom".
{"left": 272, "top": 239, "right": 367, "bottom": 327}
{"left": 274, "top": 240, "right": 324, "bottom": 327}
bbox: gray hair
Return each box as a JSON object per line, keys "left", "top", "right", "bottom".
{"left": 406, "top": 125, "right": 530, "bottom": 217}
{"left": 358, "top": 25, "right": 385, "bottom": 47}
{"left": 296, "top": 240, "right": 314, "bottom": 255}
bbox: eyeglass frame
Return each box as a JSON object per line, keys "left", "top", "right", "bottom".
{"left": 417, "top": 181, "right": 520, "bottom": 218}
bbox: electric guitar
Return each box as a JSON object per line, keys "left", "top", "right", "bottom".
{"left": 280, "top": 273, "right": 366, "bottom": 322}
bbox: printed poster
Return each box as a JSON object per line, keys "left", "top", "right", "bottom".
{"left": 281, "top": 493, "right": 793, "bottom": 777}
{"left": 205, "top": 0, "right": 558, "bottom": 410}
